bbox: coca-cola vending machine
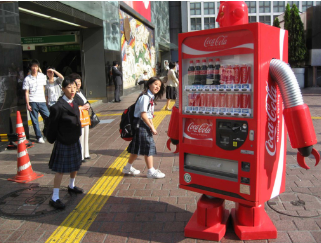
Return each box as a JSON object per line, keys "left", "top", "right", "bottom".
{"left": 171, "top": 20, "right": 319, "bottom": 241}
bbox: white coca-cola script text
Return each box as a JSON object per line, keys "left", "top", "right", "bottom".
{"left": 187, "top": 122, "right": 212, "bottom": 134}
{"left": 204, "top": 36, "right": 227, "bottom": 47}
{"left": 265, "top": 81, "right": 278, "bottom": 156}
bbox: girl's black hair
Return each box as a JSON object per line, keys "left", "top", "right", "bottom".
{"left": 142, "top": 77, "right": 165, "bottom": 101}
{"left": 62, "top": 78, "right": 77, "bottom": 88}
{"left": 68, "top": 73, "right": 82, "bottom": 81}
{"left": 169, "top": 62, "right": 176, "bottom": 69}
{"left": 46, "top": 66, "right": 55, "bottom": 72}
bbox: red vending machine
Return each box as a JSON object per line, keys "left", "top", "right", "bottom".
{"left": 170, "top": 21, "right": 319, "bottom": 241}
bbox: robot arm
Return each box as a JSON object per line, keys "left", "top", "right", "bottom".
{"left": 167, "top": 92, "right": 180, "bottom": 153}
{"left": 269, "top": 59, "right": 320, "bottom": 169}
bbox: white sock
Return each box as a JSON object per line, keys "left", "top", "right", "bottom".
{"left": 52, "top": 188, "right": 60, "bottom": 201}
{"left": 148, "top": 167, "right": 156, "bottom": 174}
{"left": 69, "top": 178, "right": 75, "bottom": 189}
{"left": 125, "top": 163, "right": 132, "bottom": 170}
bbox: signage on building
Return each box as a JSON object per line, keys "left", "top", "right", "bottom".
{"left": 42, "top": 44, "right": 80, "bottom": 52}
{"left": 21, "top": 35, "right": 77, "bottom": 45}
{"left": 22, "top": 44, "right": 35, "bottom": 51}
{"left": 123, "top": 1, "right": 151, "bottom": 22}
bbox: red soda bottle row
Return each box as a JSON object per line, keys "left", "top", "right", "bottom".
{"left": 188, "top": 93, "right": 251, "bottom": 108}
{"left": 219, "top": 64, "right": 251, "bottom": 84}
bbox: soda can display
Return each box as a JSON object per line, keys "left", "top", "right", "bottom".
{"left": 194, "top": 93, "right": 201, "bottom": 107}
{"left": 233, "top": 93, "right": 242, "bottom": 108}
{"left": 247, "top": 64, "right": 251, "bottom": 84}
{"left": 241, "top": 93, "right": 251, "bottom": 108}
{"left": 206, "top": 93, "right": 213, "bottom": 107}
{"left": 188, "top": 93, "right": 195, "bottom": 106}
{"left": 219, "top": 93, "right": 227, "bottom": 108}
{"left": 200, "top": 93, "right": 206, "bottom": 107}
{"left": 233, "top": 65, "right": 240, "bottom": 84}
{"left": 213, "top": 93, "right": 220, "bottom": 107}
{"left": 219, "top": 64, "right": 226, "bottom": 84}
{"left": 240, "top": 64, "right": 249, "bottom": 84}
{"left": 225, "top": 65, "right": 234, "bottom": 84}
{"left": 226, "top": 93, "right": 234, "bottom": 108}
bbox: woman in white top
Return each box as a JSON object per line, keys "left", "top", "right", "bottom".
{"left": 45, "top": 67, "right": 64, "bottom": 107}
{"left": 165, "top": 62, "right": 179, "bottom": 110}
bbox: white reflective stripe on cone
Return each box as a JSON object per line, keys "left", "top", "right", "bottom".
{"left": 18, "top": 139, "right": 27, "bottom": 144}
{"left": 16, "top": 123, "right": 23, "bottom": 127}
{"left": 18, "top": 161, "right": 31, "bottom": 172}
{"left": 17, "top": 150, "right": 28, "bottom": 158}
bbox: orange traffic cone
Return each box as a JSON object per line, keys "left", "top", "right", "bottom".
{"left": 15, "top": 111, "right": 34, "bottom": 148}
{"left": 8, "top": 133, "right": 43, "bottom": 183}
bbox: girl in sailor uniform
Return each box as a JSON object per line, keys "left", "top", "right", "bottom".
{"left": 46, "top": 78, "right": 84, "bottom": 209}
{"left": 123, "top": 77, "right": 166, "bottom": 179}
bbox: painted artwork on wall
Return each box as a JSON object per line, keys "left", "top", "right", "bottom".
{"left": 119, "top": 10, "right": 156, "bottom": 89}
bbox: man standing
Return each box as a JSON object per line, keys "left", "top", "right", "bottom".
{"left": 23, "top": 59, "right": 49, "bottom": 143}
{"left": 112, "top": 61, "right": 122, "bottom": 103}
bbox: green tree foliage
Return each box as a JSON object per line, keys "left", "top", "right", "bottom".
{"left": 288, "top": 4, "right": 307, "bottom": 67}
{"left": 284, "top": 4, "right": 291, "bottom": 31}
{"left": 273, "top": 17, "right": 280, "bottom": 28}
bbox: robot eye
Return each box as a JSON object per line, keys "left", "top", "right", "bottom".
{"left": 220, "top": 12, "right": 225, "bottom": 17}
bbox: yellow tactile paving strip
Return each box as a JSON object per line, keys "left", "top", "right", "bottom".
{"left": 46, "top": 101, "right": 175, "bottom": 243}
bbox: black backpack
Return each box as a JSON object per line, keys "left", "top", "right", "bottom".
{"left": 119, "top": 94, "right": 150, "bottom": 141}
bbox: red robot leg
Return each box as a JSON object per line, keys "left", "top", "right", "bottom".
{"left": 231, "top": 203, "right": 277, "bottom": 240}
{"left": 185, "top": 195, "right": 229, "bottom": 241}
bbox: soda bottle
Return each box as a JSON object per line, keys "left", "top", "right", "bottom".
{"left": 194, "top": 60, "right": 201, "bottom": 84}
{"left": 213, "top": 58, "right": 221, "bottom": 85}
{"left": 200, "top": 59, "right": 207, "bottom": 85}
{"left": 206, "top": 58, "right": 214, "bottom": 84}
{"left": 188, "top": 60, "right": 195, "bottom": 85}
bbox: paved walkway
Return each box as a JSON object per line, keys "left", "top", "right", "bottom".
{"left": 0, "top": 88, "right": 321, "bottom": 243}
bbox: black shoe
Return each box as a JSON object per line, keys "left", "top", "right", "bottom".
{"left": 49, "top": 199, "right": 65, "bottom": 209}
{"left": 81, "top": 159, "right": 85, "bottom": 162}
{"left": 68, "top": 186, "right": 84, "bottom": 194}
{"left": 85, "top": 157, "right": 91, "bottom": 160}
{"left": 114, "top": 100, "right": 121, "bottom": 103}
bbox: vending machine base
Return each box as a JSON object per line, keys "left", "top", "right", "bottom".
{"left": 231, "top": 203, "right": 277, "bottom": 240}
{"left": 184, "top": 195, "right": 229, "bottom": 241}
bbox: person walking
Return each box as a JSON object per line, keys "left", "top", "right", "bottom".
{"left": 23, "top": 59, "right": 50, "bottom": 143}
{"left": 122, "top": 77, "right": 166, "bottom": 179}
{"left": 71, "top": 73, "right": 91, "bottom": 162}
{"left": 165, "top": 62, "right": 179, "bottom": 111}
{"left": 46, "top": 78, "right": 83, "bottom": 209}
{"left": 45, "top": 67, "right": 64, "bottom": 107}
{"left": 112, "top": 61, "right": 122, "bottom": 103}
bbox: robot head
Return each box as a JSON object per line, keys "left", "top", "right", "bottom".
{"left": 216, "top": 1, "right": 249, "bottom": 27}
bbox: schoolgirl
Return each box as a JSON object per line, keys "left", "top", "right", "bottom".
{"left": 122, "top": 77, "right": 166, "bottom": 179}
{"left": 46, "top": 78, "right": 83, "bottom": 209}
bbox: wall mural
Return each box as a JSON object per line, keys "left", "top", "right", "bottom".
{"left": 119, "top": 10, "right": 156, "bottom": 89}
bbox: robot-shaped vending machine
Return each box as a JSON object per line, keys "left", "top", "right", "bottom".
{"left": 167, "top": 1, "right": 320, "bottom": 241}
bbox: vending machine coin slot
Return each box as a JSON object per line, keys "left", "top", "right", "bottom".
{"left": 241, "top": 177, "right": 250, "bottom": 184}
{"left": 216, "top": 119, "right": 248, "bottom": 150}
{"left": 241, "top": 162, "right": 250, "bottom": 172}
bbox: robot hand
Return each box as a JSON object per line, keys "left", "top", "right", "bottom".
{"left": 166, "top": 106, "right": 179, "bottom": 153}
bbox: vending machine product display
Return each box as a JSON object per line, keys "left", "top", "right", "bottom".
{"left": 166, "top": 9, "right": 320, "bottom": 241}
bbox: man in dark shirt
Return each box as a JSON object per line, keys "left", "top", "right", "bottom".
{"left": 112, "top": 61, "right": 122, "bottom": 103}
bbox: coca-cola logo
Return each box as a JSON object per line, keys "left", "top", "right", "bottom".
{"left": 204, "top": 35, "right": 227, "bottom": 47}
{"left": 187, "top": 122, "right": 212, "bottom": 134}
{"left": 265, "top": 81, "right": 278, "bottom": 156}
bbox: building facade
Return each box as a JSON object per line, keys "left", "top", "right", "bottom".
{"left": 0, "top": 1, "right": 171, "bottom": 150}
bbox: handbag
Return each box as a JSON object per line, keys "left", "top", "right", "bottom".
{"left": 79, "top": 107, "right": 91, "bottom": 127}
{"left": 162, "top": 76, "right": 168, "bottom": 83}
{"left": 90, "top": 107, "right": 100, "bottom": 128}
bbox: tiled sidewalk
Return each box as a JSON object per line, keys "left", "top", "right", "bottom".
{"left": 0, "top": 88, "right": 321, "bottom": 243}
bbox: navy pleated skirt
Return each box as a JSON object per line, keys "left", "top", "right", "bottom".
{"left": 127, "top": 121, "right": 156, "bottom": 156}
{"left": 49, "top": 140, "right": 82, "bottom": 173}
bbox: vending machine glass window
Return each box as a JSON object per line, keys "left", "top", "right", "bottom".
{"left": 182, "top": 30, "right": 254, "bottom": 118}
